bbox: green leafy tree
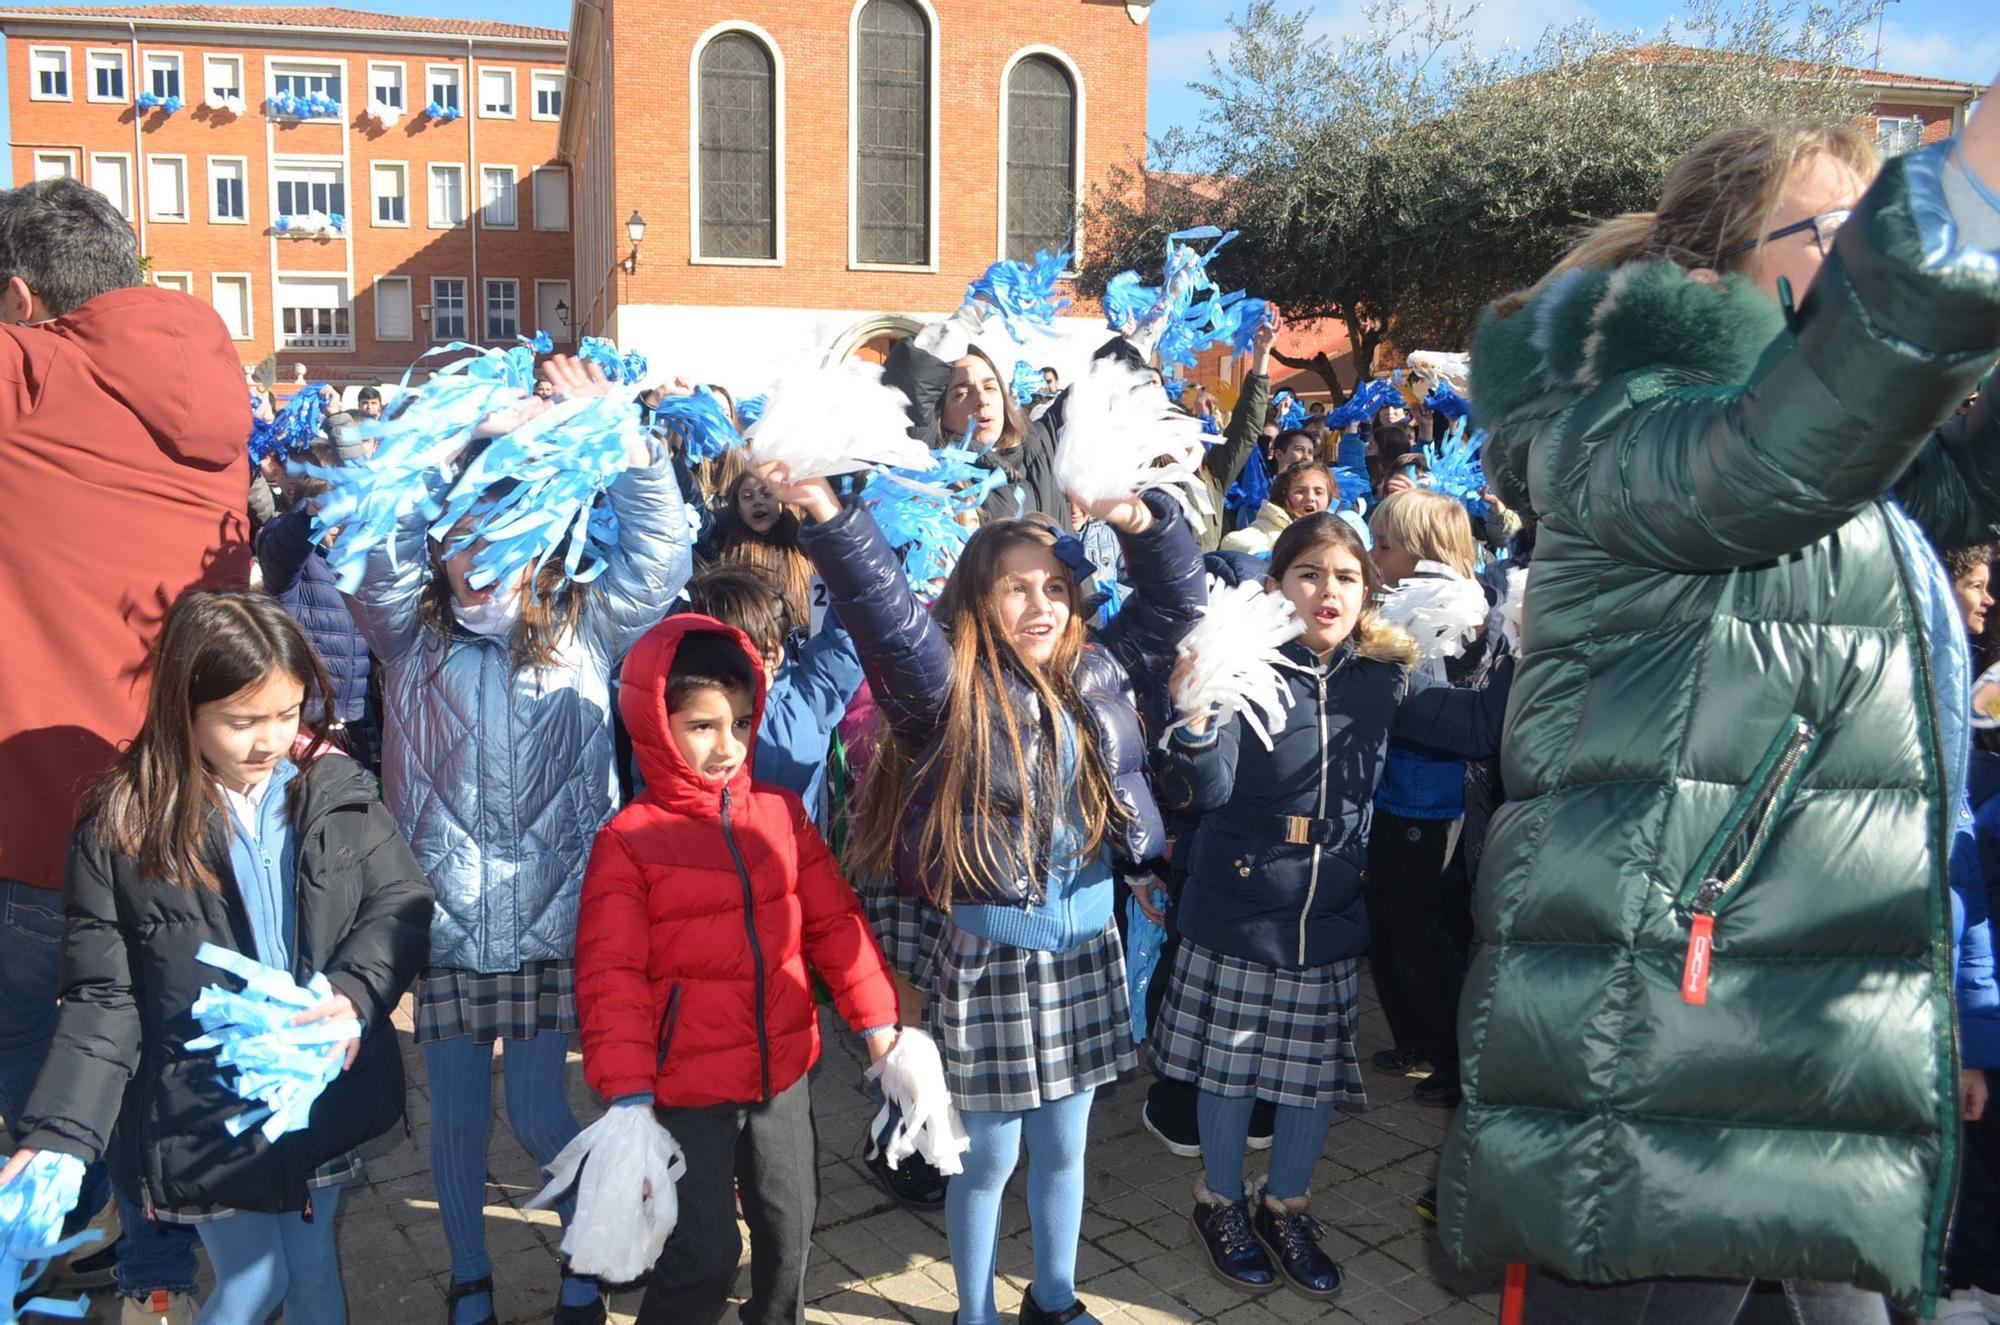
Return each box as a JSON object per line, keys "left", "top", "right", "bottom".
{"left": 1082, "top": 0, "right": 1873, "bottom": 399}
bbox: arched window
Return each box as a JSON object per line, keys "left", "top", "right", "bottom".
{"left": 1004, "top": 55, "right": 1077, "bottom": 263}
{"left": 854, "top": 0, "right": 931, "bottom": 266}
{"left": 696, "top": 31, "right": 777, "bottom": 261}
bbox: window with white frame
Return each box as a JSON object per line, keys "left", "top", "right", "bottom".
{"left": 204, "top": 54, "right": 241, "bottom": 102}
{"left": 209, "top": 157, "right": 247, "bottom": 221}
{"left": 89, "top": 154, "right": 132, "bottom": 218}
{"left": 431, "top": 277, "right": 467, "bottom": 340}
{"left": 29, "top": 48, "right": 70, "bottom": 101}
{"left": 143, "top": 51, "right": 182, "bottom": 101}
{"left": 480, "top": 165, "right": 517, "bottom": 228}
{"left": 853, "top": 0, "right": 932, "bottom": 267}
{"left": 374, "top": 277, "right": 413, "bottom": 340}
{"left": 427, "top": 65, "right": 461, "bottom": 112}
{"left": 531, "top": 69, "right": 563, "bottom": 119}
{"left": 87, "top": 50, "right": 126, "bottom": 103}
{"left": 369, "top": 62, "right": 404, "bottom": 112}
{"left": 428, "top": 164, "right": 466, "bottom": 228}
{"left": 532, "top": 166, "right": 570, "bottom": 231}
{"left": 32, "top": 152, "right": 76, "bottom": 182}
{"left": 152, "top": 273, "right": 192, "bottom": 295}
{"left": 1003, "top": 55, "right": 1078, "bottom": 264}
{"left": 211, "top": 274, "right": 252, "bottom": 340}
{"left": 275, "top": 161, "right": 345, "bottom": 222}
{"left": 1877, "top": 115, "right": 1926, "bottom": 155}
{"left": 696, "top": 30, "right": 778, "bottom": 261}
{"left": 534, "top": 280, "right": 572, "bottom": 343}
{"left": 477, "top": 67, "right": 514, "bottom": 117}
{"left": 483, "top": 278, "right": 519, "bottom": 340}
{"left": 372, "top": 162, "right": 408, "bottom": 225}
{"left": 277, "top": 277, "right": 352, "bottom": 350}
{"left": 272, "top": 61, "right": 342, "bottom": 109}
{"left": 146, "top": 156, "right": 188, "bottom": 221}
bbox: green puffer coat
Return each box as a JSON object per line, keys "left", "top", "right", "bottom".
{"left": 1437, "top": 144, "right": 2000, "bottom": 1308}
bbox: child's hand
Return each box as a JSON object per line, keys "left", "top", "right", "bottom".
{"left": 1128, "top": 876, "right": 1168, "bottom": 926}
{"left": 0, "top": 1147, "right": 38, "bottom": 1189}
{"left": 1965, "top": 1066, "right": 1989, "bottom": 1121}
{"left": 540, "top": 353, "right": 614, "bottom": 402}
{"left": 754, "top": 462, "right": 840, "bottom": 524}
{"left": 291, "top": 991, "right": 363, "bottom": 1071}
{"left": 1170, "top": 651, "right": 1212, "bottom": 734}
{"left": 1080, "top": 493, "right": 1155, "bottom": 536}
{"left": 864, "top": 1028, "right": 898, "bottom": 1065}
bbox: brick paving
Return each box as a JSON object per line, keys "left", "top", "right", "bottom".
{"left": 78, "top": 970, "right": 1502, "bottom": 1324}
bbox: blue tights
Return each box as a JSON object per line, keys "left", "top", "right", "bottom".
{"left": 1198, "top": 1088, "right": 1336, "bottom": 1201}
{"left": 424, "top": 1030, "right": 589, "bottom": 1323}
{"left": 193, "top": 1185, "right": 343, "bottom": 1325}
{"left": 946, "top": 1088, "right": 1095, "bottom": 1325}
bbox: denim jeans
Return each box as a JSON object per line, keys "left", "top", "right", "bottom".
{"left": 0, "top": 879, "right": 199, "bottom": 1294}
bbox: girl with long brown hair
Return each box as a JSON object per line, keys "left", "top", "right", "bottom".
{"left": 765, "top": 460, "right": 1205, "bottom": 1325}
{"left": 345, "top": 356, "right": 692, "bottom": 1325}
{"left": 699, "top": 468, "right": 817, "bottom": 635}
{"left": 1, "top": 589, "right": 431, "bottom": 1325}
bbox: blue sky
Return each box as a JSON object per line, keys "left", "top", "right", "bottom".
{"left": 2, "top": 0, "right": 1993, "bottom": 184}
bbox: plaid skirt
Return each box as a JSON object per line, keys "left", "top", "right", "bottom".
{"left": 861, "top": 886, "right": 948, "bottom": 993}
{"left": 929, "top": 919, "right": 1136, "bottom": 1113}
{"left": 1149, "top": 940, "right": 1368, "bottom": 1111}
{"left": 412, "top": 959, "right": 577, "bottom": 1044}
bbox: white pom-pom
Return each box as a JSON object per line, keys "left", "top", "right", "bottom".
{"left": 746, "top": 363, "right": 932, "bottom": 480}
{"left": 526, "top": 1104, "right": 686, "bottom": 1282}
{"left": 1162, "top": 575, "right": 1306, "bottom": 750}
{"left": 863, "top": 1028, "right": 970, "bottom": 1176}
{"left": 1376, "top": 566, "right": 1490, "bottom": 663}
{"left": 1054, "top": 358, "right": 1212, "bottom": 522}
{"left": 1491, "top": 564, "right": 1529, "bottom": 654}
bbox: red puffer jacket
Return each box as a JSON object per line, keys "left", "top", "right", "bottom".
{"left": 576, "top": 614, "right": 899, "bottom": 1108}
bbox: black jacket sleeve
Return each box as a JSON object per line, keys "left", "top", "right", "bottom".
{"left": 321, "top": 802, "right": 434, "bottom": 1033}
{"left": 1096, "top": 492, "right": 1209, "bottom": 693}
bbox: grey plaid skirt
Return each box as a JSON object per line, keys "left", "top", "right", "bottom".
{"left": 929, "top": 919, "right": 1136, "bottom": 1114}
{"left": 1149, "top": 940, "right": 1368, "bottom": 1111}
{"left": 412, "top": 959, "right": 577, "bottom": 1044}
{"left": 861, "top": 886, "right": 949, "bottom": 993}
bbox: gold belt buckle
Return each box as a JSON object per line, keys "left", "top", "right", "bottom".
{"left": 1285, "top": 815, "right": 1313, "bottom": 845}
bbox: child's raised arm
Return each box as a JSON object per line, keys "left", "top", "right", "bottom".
{"left": 1393, "top": 654, "right": 1516, "bottom": 760}
{"left": 590, "top": 435, "right": 694, "bottom": 661}
{"left": 1094, "top": 490, "right": 1208, "bottom": 688}
{"left": 343, "top": 475, "right": 440, "bottom": 666}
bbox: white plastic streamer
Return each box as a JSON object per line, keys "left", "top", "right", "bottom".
{"left": 745, "top": 364, "right": 931, "bottom": 480}
{"left": 185, "top": 944, "right": 360, "bottom": 1144}
{"left": 0, "top": 1152, "right": 98, "bottom": 1323}
{"left": 1375, "top": 566, "right": 1491, "bottom": 663}
{"left": 1492, "top": 564, "right": 1530, "bottom": 655}
{"left": 1161, "top": 575, "right": 1305, "bottom": 750}
{"left": 1054, "top": 358, "right": 1212, "bottom": 523}
{"left": 527, "top": 1104, "right": 687, "bottom": 1283}
{"left": 862, "top": 1029, "right": 970, "bottom": 1176}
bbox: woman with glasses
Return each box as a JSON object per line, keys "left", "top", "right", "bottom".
{"left": 1436, "top": 80, "right": 2000, "bottom": 1324}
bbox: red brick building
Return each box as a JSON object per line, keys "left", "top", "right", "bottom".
{"left": 1, "top": 4, "right": 575, "bottom": 386}
{"left": 557, "top": 0, "right": 1153, "bottom": 395}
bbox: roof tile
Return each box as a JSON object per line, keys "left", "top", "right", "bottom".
{"left": 0, "top": 5, "right": 564, "bottom": 42}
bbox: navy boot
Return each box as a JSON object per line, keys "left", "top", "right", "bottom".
{"left": 1250, "top": 1184, "right": 1343, "bottom": 1300}
{"left": 1189, "top": 1180, "right": 1277, "bottom": 1293}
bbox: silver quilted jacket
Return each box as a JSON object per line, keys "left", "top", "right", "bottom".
{"left": 346, "top": 454, "right": 689, "bottom": 973}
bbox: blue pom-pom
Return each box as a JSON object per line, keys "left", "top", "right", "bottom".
{"left": 251, "top": 383, "right": 327, "bottom": 463}
{"left": 1231, "top": 298, "right": 1271, "bottom": 356}
{"left": 967, "top": 249, "right": 1072, "bottom": 344}
{"left": 1424, "top": 379, "right": 1470, "bottom": 422}
{"left": 1421, "top": 419, "right": 1490, "bottom": 519}
{"left": 1326, "top": 378, "right": 1400, "bottom": 430}
{"left": 859, "top": 447, "right": 1005, "bottom": 586}
{"left": 1225, "top": 445, "right": 1270, "bottom": 528}
{"left": 1334, "top": 466, "right": 1370, "bottom": 509}
{"left": 1010, "top": 360, "right": 1043, "bottom": 407}
{"left": 1101, "top": 270, "right": 1155, "bottom": 333}
{"left": 736, "top": 394, "right": 766, "bottom": 429}
{"left": 651, "top": 390, "right": 742, "bottom": 462}
{"left": 1273, "top": 390, "right": 1307, "bottom": 433}
{"left": 621, "top": 351, "right": 649, "bottom": 386}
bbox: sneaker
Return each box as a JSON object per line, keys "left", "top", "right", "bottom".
{"left": 1416, "top": 1187, "right": 1437, "bottom": 1223}
{"left": 1190, "top": 1188, "right": 1277, "bottom": 1293}
{"left": 1372, "top": 1047, "right": 1425, "bottom": 1072}
{"left": 1252, "top": 1192, "right": 1343, "bottom": 1300}
{"left": 1246, "top": 1099, "right": 1276, "bottom": 1152}
{"left": 862, "top": 1125, "right": 948, "bottom": 1211}
{"left": 122, "top": 1290, "right": 199, "bottom": 1325}
{"left": 1142, "top": 1079, "right": 1202, "bottom": 1158}
{"left": 1413, "top": 1073, "right": 1462, "bottom": 1109}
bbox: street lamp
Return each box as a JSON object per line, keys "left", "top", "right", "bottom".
{"left": 622, "top": 210, "right": 646, "bottom": 273}
{"left": 554, "top": 299, "right": 570, "bottom": 328}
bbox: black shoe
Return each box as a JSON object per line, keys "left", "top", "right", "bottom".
{"left": 1018, "top": 1287, "right": 1101, "bottom": 1324}
{"left": 552, "top": 1260, "right": 605, "bottom": 1325}
{"left": 1142, "top": 1079, "right": 1202, "bottom": 1158}
{"left": 1190, "top": 1196, "right": 1278, "bottom": 1293}
{"left": 1252, "top": 1197, "right": 1343, "bottom": 1300}
{"left": 1246, "top": 1099, "right": 1276, "bottom": 1152}
{"left": 31, "top": 1234, "right": 119, "bottom": 1295}
{"left": 1416, "top": 1187, "right": 1438, "bottom": 1223}
{"left": 863, "top": 1126, "right": 949, "bottom": 1211}
{"left": 1372, "top": 1047, "right": 1425, "bottom": 1072}
{"left": 1413, "top": 1073, "right": 1462, "bottom": 1109}
{"left": 444, "top": 1276, "right": 497, "bottom": 1325}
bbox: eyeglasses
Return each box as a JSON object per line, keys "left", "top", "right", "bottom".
{"left": 1716, "top": 209, "right": 1850, "bottom": 262}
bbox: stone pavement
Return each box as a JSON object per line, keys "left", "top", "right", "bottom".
{"left": 82, "top": 970, "right": 1502, "bottom": 1324}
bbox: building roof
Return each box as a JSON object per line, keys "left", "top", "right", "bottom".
{"left": 1617, "top": 44, "right": 1980, "bottom": 99}
{"left": 0, "top": 5, "right": 565, "bottom": 42}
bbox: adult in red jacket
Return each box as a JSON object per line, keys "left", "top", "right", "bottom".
{"left": 577, "top": 614, "right": 898, "bottom": 1324}
{"left": 0, "top": 176, "right": 247, "bottom": 1308}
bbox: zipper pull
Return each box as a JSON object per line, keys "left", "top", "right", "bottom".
{"left": 1682, "top": 912, "right": 1715, "bottom": 1006}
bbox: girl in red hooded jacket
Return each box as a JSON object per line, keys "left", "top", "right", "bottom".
{"left": 574, "top": 615, "right": 901, "bottom": 1325}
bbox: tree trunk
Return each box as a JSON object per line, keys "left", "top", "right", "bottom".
{"left": 1270, "top": 349, "right": 1351, "bottom": 403}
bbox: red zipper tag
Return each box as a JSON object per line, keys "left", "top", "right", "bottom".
{"left": 1682, "top": 913, "right": 1715, "bottom": 1005}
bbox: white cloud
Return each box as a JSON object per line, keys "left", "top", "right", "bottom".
{"left": 1875, "top": 18, "right": 2000, "bottom": 86}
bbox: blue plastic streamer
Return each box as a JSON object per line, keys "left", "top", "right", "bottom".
{"left": 1272, "top": 390, "right": 1307, "bottom": 433}
{"left": 0, "top": 1151, "right": 99, "bottom": 1324}
{"left": 1422, "top": 419, "right": 1491, "bottom": 519}
{"left": 650, "top": 390, "right": 742, "bottom": 463}
{"left": 736, "top": 394, "right": 767, "bottom": 429}
{"left": 1225, "top": 445, "right": 1270, "bottom": 529}
{"left": 965, "top": 248, "right": 1073, "bottom": 343}
{"left": 185, "top": 944, "right": 360, "bottom": 1145}
{"left": 1009, "top": 361, "right": 1043, "bottom": 408}
{"left": 1424, "top": 379, "right": 1470, "bottom": 422}
{"left": 1230, "top": 298, "right": 1272, "bottom": 357}
{"left": 251, "top": 383, "right": 327, "bottom": 463}
{"left": 858, "top": 446, "right": 1004, "bottom": 586}
{"left": 1335, "top": 466, "right": 1371, "bottom": 510}
{"left": 523, "top": 330, "right": 555, "bottom": 356}
{"left": 1125, "top": 891, "right": 1169, "bottom": 1044}
{"left": 1325, "top": 378, "right": 1401, "bottom": 430}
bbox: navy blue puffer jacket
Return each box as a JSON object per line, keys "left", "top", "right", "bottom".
{"left": 258, "top": 506, "right": 372, "bottom": 727}
{"left": 800, "top": 490, "right": 1206, "bottom": 906}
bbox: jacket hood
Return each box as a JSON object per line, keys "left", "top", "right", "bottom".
{"left": 619, "top": 613, "right": 769, "bottom": 816}
{"left": 48, "top": 286, "right": 251, "bottom": 471}
{"left": 1470, "top": 262, "right": 1786, "bottom": 499}
{"left": 1282, "top": 611, "right": 1421, "bottom": 671}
